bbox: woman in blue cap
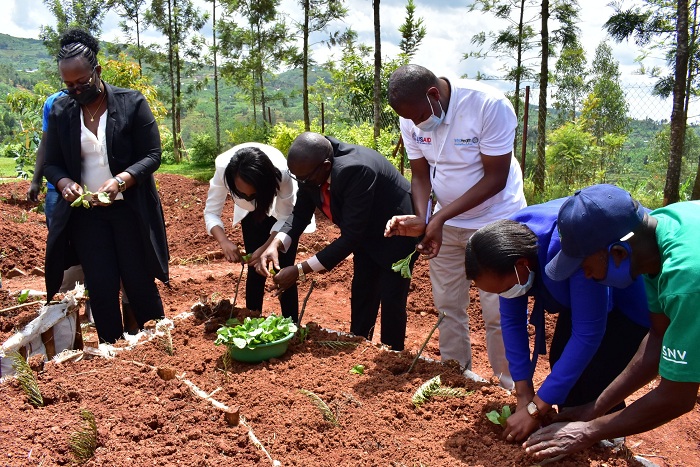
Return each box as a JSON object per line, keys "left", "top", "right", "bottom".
{"left": 465, "top": 196, "right": 649, "bottom": 443}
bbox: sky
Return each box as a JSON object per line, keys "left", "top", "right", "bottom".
{"left": 2, "top": 0, "right": 672, "bottom": 120}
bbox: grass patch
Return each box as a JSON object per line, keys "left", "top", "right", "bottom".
{"left": 0, "top": 157, "right": 18, "bottom": 179}
{"left": 158, "top": 162, "right": 214, "bottom": 183}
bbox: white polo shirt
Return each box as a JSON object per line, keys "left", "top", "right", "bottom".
{"left": 400, "top": 78, "right": 526, "bottom": 229}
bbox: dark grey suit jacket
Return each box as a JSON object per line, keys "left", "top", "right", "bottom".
{"left": 282, "top": 136, "right": 417, "bottom": 270}
{"left": 43, "top": 83, "right": 169, "bottom": 298}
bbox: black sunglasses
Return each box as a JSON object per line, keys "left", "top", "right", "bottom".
{"left": 61, "top": 67, "right": 96, "bottom": 95}
{"left": 231, "top": 188, "right": 256, "bottom": 202}
{"left": 288, "top": 159, "right": 328, "bottom": 186}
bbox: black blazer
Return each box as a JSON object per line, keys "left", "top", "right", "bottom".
{"left": 43, "top": 83, "right": 169, "bottom": 298}
{"left": 282, "top": 136, "right": 417, "bottom": 270}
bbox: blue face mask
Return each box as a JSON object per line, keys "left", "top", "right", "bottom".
{"left": 499, "top": 265, "right": 535, "bottom": 299}
{"left": 416, "top": 94, "right": 444, "bottom": 132}
{"left": 597, "top": 242, "right": 634, "bottom": 289}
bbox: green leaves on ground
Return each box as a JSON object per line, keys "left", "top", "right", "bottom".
{"left": 411, "top": 375, "right": 473, "bottom": 407}
{"left": 70, "top": 409, "right": 98, "bottom": 463}
{"left": 391, "top": 249, "right": 417, "bottom": 278}
{"left": 214, "top": 314, "right": 297, "bottom": 349}
{"left": 9, "top": 350, "right": 43, "bottom": 407}
{"left": 299, "top": 389, "right": 338, "bottom": 426}
{"left": 486, "top": 405, "right": 512, "bottom": 427}
{"left": 16, "top": 289, "right": 29, "bottom": 304}
{"left": 349, "top": 364, "right": 365, "bottom": 375}
{"left": 70, "top": 187, "right": 111, "bottom": 209}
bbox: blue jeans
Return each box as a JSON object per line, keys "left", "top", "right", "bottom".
{"left": 44, "top": 186, "right": 59, "bottom": 230}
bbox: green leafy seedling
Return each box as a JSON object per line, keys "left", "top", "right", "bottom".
{"left": 215, "top": 314, "right": 297, "bottom": 349}
{"left": 486, "top": 405, "right": 512, "bottom": 427}
{"left": 349, "top": 364, "right": 365, "bottom": 375}
{"left": 17, "top": 289, "right": 30, "bottom": 304}
{"left": 391, "top": 249, "right": 418, "bottom": 279}
{"left": 70, "top": 187, "right": 111, "bottom": 209}
{"left": 241, "top": 253, "right": 252, "bottom": 262}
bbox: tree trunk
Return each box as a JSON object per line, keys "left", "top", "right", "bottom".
{"left": 302, "top": 0, "right": 310, "bottom": 131}
{"left": 174, "top": 0, "right": 183, "bottom": 160}
{"left": 534, "top": 0, "right": 549, "bottom": 195}
{"left": 513, "top": 0, "right": 526, "bottom": 157}
{"left": 213, "top": 0, "right": 221, "bottom": 153}
{"left": 167, "top": 0, "right": 180, "bottom": 163}
{"left": 373, "top": 0, "right": 381, "bottom": 141}
{"left": 664, "top": 0, "right": 689, "bottom": 205}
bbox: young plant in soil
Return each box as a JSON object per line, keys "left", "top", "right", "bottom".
{"left": 9, "top": 350, "right": 43, "bottom": 407}
{"left": 349, "top": 364, "right": 365, "bottom": 375}
{"left": 70, "top": 408, "right": 98, "bottom": 463}
{"left": 486, "top": 405, "right": 512, "bottom": 427}
{"left": 299, "top": 389, "right": 339, "bottom": 426}
{"left": 214, "top": 314, "right": 297, "bottom": 349}
{"left": 412, "top": 375, "right": 472, "bottom": 407}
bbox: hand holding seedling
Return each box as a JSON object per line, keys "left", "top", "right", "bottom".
{"left": 384, "top": 214, "right": 426, "bottom": 238}
{"left": 524, "top": 421, "right": 595, "bottom": 460}
{"left": 257, "top": 239, "right": 283, "bottom": 278}
{"left": 272, "top": 266, "right": 296, "bottom": 295}
{"left": 59, "top": 180, "right": 82, "bottom": 203}
{"left": 502, "top": 405, "right": 541, "bottom": 443}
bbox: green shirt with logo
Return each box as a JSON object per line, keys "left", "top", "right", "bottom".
{"left": 644, "top": 201, "right": 700, "bottom": 382}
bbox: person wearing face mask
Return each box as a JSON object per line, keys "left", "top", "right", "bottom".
{"left": 465, "top": 197, "right": 649, "bottom": 444}
{"left": 43, "top": 29, "right": 168, "bottom": 344}
{"left": 258, "top": 132, "right": 418, "bottom": 350}
{"left": 384, "top": 64, "right": 526, "bottom": 387}
{"left": 204, "top": 143, "right": 312, "bottom": 321}
{"left": 520, "top": 185, "right": 700, "bottom": 462}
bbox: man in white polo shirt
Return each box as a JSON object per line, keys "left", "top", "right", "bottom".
{"left": 385, "top": 64, "right": 526, "bottom": 388}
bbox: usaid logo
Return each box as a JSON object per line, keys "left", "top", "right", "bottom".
{"left": 662, "top": 346, "right": 688, "bottom": 365}
{"left": 454, "top": 137, "right": 479, "bottom": 146}
{"left": 413, "top": 133, "right": 432, "bottom": 145}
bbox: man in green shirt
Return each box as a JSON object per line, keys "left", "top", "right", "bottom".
{"left": 524, "top": 184, "right": 699, "bottom": 461}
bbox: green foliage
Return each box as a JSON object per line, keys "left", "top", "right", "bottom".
{"left": 486, "top": 405, "right": 512, "bottom": 427}
{"left": 101, "top": 54, "right": 167, "bottom": 121}
{"left": 645, "top": 125, "right": 700, "bottom": 201}
{"left": 349, "top": 364, "right": 365, "bottom": 375}
{"left": 9, "top": 351, "right": 44, "bottom": 407}
{"left": 267, "top": 120, "right": 313, "bottom": 155}
{"left": 225, "top": 123, "right": 269, "bottom": 148}
{"left": 546, "top": 121, "right": 598, "bottom": 187}
{"left": 298, "top": 389, "right": 339, "bottom": 426}
{"left": 412, "top": 375, "right": 441, "bottom": 407}
{"left": 16, "top": 289, "right": 30, "bottom": 304}
{"left": 315, "top": 340, "right": 360, "bottom": 349}
{"left": 188, "top": 132, "right": 218, "bottom": 166}
{"left": 70, "top": 188, "right": 112, "bottom": 208}
{"left": 391, "top": 249, "right": 417, "bottom": 279}
{"left": 214, "top": 314, "right": 297, "bottom": 350}
{"left": 70, "top": 409, "right": 98, "bottom": 463}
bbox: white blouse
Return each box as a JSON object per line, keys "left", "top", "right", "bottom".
{"left": 79, "top": 110, "right": 123, "bottom": 200}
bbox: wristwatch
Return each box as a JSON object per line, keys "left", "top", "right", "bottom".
{"left": 297, "top": 263, "right": 306, "bottom": 281}
{"left": 114, "top": 176, "right": 126, "bottom": 193}
{"left": 526, "top": 401, "right": 540, "bottom": 419}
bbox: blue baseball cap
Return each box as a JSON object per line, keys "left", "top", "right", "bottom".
{"left": 545, "top": 184, "right": 646, "bottom": 281}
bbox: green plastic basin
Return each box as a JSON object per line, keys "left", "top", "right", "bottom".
{"left": 228, "top": 332, "right": 295, "bottom": 363}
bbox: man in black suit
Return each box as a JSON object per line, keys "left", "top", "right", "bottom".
{"left": 258, "top": 132, "right": 417, "bottom": 350}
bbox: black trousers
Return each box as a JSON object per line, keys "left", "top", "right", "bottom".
{"left": 349, "top": 249, "right": 413, "bottom": 351}
{"left": 240, "top": 213, "right": 299, "bottom": 322}
{"left": 549, "top": 307, "right": 648, "bottom": 411}
{"left": 70, "top": 202, "right": 164, "bottom": 343}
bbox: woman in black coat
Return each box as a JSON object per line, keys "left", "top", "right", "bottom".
{"left": 44, "top": 29, "right": 169, "bottom": 343}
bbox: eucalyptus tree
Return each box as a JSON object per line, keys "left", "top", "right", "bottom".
{"left": 204, "top": 0, "right": 222, "bottom": 152}
{"left": 467, "top": 0, "right": 540, "bottom": 156}
{"left": 145, "top": 0, "right": 208, "bottom": 162}
{"left": 552, "top": 39, "right": 589, "bottom": 125}
{"left": 605, "top": 0, "right": 699, "bottom": 203}
{"left": 106, "top": 0, "right": 149, "bottom": 77}
{"left": 295, "top": 0, "right": 348, "bottom": 130}
{"left": 373, "top": 0, "right": 381, "bottom": 139}
{"left": 40, "top": 0, "right": 106, "bottom": 56}
{"left": 218, "top": 0, "right": 300, "bottom": 129}
{"left": 398, "top": 0, "right": 426, "bottom": 61}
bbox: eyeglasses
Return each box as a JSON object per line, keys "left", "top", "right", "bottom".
{"left": 288, "top": 159, "right": 328, "bottom": 186}
{"left": 61, "top": 67, "right": 96, "bottom": 95}
{"left": 231, "top": 189, "right": 256, "bottom": 201}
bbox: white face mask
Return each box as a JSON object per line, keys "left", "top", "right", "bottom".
{"left": 416, "top": 94, "right": 445, "bottom": 132}
{"left": 234, "top": 197, "right": 256, "bottom": 211}
{"left": 499, "top": 265, "right": 535, "bottom": 299}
